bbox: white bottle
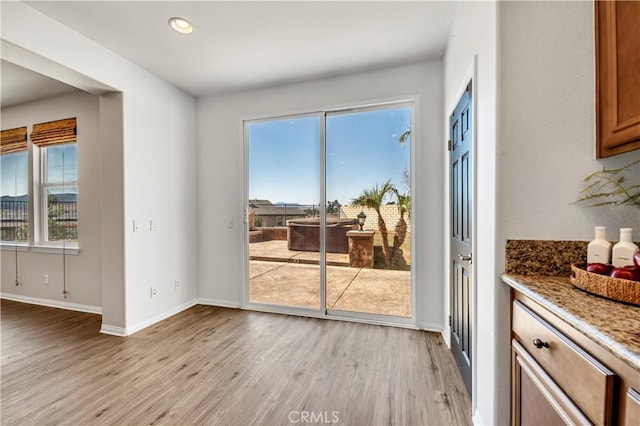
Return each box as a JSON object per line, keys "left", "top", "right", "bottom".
{"left": 612, "top": 228, "right": 639, "bottom": 267}
{"left": 587, "top": 226, "right": 611, "bottom": 264}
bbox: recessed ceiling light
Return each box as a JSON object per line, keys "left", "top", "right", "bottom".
{"left": 169, "top": 17, "right": 193, "bottom": 34}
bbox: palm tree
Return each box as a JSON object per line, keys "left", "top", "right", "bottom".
{"left": 398, "top": 129, "right": 411, "bottom": 192}
{"left": 398, "top": 130, "right": 411, "bottom": 146}
{"left": 351, "top": 180, "right": 396, "bottom": 267}
{"left": 391, "top": 191, "right": 411, "bottom": 266}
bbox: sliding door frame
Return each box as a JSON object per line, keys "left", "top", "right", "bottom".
{"left": 242, "top": 97, "right": 417, "bottom": 328}
{"left": 242, "top": 111, "right": 325, "bottom": 318}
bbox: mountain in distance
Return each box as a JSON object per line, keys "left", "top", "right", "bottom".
{"left": 274, "top": 202, "right": 303, "bottom": 206}
{"left": 274, "top": 202, "right": 321, "bottom": 211}
{"left": 1, "top": 193, "right": 77, "bottom": 202}
{"left": 51, "top": 193, "right": 77, "bottom": 202}
{"left": 0, "top": 194, "right": 28, "bottom": 202}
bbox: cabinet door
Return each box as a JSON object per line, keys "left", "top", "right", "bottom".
{"left": 625, "top": 388, "right": 640, "bottom": 426}
{"left": 595, "top": 1, "right": 640, "bottom": 157}
{"left": 512, "top": 340, "right": 591, "bottom": 426}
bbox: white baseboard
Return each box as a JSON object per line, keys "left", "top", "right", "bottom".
{"left": 124, "top": 299, "right": 198, "bottom": 336}
{"left": 100, "top": 324, "right": 126, "bottom": 336}
{"left": 197, "top": 297, "right": 241, "bottom": 308}
{"left": 472, "top": 408, "right": 484, "bottom": 425}
{"left": 2, "top": 295, "right": 445, "bottom": 341}
{"left": 440, "top": 324, "right": 452, "bottom": 348}
{"left": 417, "top": 321, "right": 443, "bottom": 333}
{"left": 1, "top": 292, "right": 102, "bottom": 314}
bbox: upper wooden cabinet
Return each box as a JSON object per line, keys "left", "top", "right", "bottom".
{"left": 595, "top": 0, "right": 640, "bottom": 158}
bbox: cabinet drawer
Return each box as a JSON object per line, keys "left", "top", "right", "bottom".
{"left": 512, "top": 301, "right": 615, "bottom": 425}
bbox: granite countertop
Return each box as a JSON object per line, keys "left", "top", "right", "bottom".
{"left": 502, "top": 274, "right": 640, "bottom": 372}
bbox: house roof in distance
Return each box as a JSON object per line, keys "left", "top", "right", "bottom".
{"left": 248, "top": 199, "right": 305, "bottom": 216}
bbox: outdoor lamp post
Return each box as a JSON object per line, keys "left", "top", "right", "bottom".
{"left": 357, "top": 211, "right": 366, "bottom": 231}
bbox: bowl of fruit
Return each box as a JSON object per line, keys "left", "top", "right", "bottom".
{"left": 570, "top": 252, "right": 640, "bottom": 306}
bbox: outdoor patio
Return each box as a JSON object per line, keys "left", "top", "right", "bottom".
{"left": 249, "top": 240, "right": 411, "bottom": 317}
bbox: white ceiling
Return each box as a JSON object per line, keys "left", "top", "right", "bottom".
{"left": 1, "top": 59, "right": 80, "bottom": 108}
{"left": 22, "top": 1, "right": 456, "bottom": 98}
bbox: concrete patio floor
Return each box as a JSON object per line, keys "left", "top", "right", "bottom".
{"left": 249, "top": 239, "right": 350, "bottom": 266}
{"left": 249, "top": 259, "right": 411, "bottom": 318}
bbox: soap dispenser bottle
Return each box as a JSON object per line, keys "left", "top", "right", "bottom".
{"left": 612, "top": 228, "right": 639, "bottom": 267}
{"left": 587, "top": 226, "right": 611, "bottom": 264}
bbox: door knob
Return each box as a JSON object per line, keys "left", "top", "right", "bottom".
{"left": 458, "top": 253, "right": 472, "bottom": 262}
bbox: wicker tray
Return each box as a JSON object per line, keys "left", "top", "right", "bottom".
{"left": 570, "top": 264, "right": 640, "bottom": 306}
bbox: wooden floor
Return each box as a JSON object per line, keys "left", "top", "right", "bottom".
{"left": 1, "top": 300, "right": 471, "bottom": 425}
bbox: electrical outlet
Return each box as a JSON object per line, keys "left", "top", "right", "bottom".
{"left": 150, "top": 219, "right": 158, "bottom": 231}
{"left": 150, "top": 287, "right": 158, "bottom": 298}
{"left": 174, "top": 280, "right": 181, "bottom": 290}
{"left": 133, "top": 220, "right": 142, "bottom": 232}
{"left": 44, "top": 274, "right": 49, "bottom": 285}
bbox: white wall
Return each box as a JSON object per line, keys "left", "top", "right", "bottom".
{"left": 499, "top": 0, "right": 640, "bottom": 243}
{"left": 1, "top": 91, "right": 102, "bottom": 310}
{"left": 121, "top": 64, "right": 198, "bottom": 333}
{"left": 1, "top": 2, "right": 198, "bottom": 334}
{"left": 197, "top": 61, "right": 445, "bottom": 329}
{"left": 443, "top": 1, "right": 501, "bottom": 425}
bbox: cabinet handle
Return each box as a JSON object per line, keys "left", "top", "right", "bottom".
{"left": 532, "top": 338, "right": 549, "bottom": 349}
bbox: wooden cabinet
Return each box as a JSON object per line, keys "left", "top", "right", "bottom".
{"left": 511, "top": 293, "right": 639, "bottom": 425}
{"left": 595, "top": 1, "right": 640, "bottom": 158}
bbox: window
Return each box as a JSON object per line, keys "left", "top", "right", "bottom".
{"left": 41, "top": 144, "right": 78, "bottom": 242}
{"left": 30, "top": 118, "right": 78, "bottom": 245}
{"left": 1, "top": 127, "right": 28, "bottom": 243}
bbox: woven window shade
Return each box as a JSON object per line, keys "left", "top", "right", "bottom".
{"left": 1, "top": 126, "right": 28, "bottom": 155}
{"left": 30, "top": 117, "right": 77, "bottom": 147}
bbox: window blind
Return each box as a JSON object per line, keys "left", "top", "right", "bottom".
{"left": 30, "top": 117, "right": 77, "bottom": 147}
{"left": 0, "top": 126, "right": 28, "bottom": 155}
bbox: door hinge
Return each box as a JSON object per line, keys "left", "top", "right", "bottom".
{"left": 447, "top": 139, "right": 452, "bottom": 151}
{"left": 448, "top": 315, "right": 452, "bottom": 326}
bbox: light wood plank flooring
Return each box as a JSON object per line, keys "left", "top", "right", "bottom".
{"left": 1, "top": 300, "right": 471, "bottom": 425}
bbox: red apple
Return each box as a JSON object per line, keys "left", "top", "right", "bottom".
{"left": 586, "top": 263, "right": 614, "bottom": 276}
{"left": 633, "top": 251, "right": 640, "bottom": 267}
{"left": 610, "top": 266, "right": 640, "bottom": 282}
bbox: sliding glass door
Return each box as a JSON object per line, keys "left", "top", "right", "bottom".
{"left": 246, "top": 115, "right": 322, "bottom": 311}
{"left": 325, "top": 106, "right": 412, "bottom": 318}
{"left": 246, "top": 102, "right": 413, "bottom": 322}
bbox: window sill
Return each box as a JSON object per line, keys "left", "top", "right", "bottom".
{"left": 0, "top": 244, "right": 80, "bottom": 255}
{"left": 1, "top": 243, "right": 30, "bottom": 252}
{"left": 32, "top": 245, "right": 80, "bottom": 255}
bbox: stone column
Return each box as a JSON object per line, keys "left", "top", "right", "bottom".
{"left": 248, "top": 210, "right": 256, "bottom": 231}
{"left": 347, "top": 230, "right": 375, "bottom": 268}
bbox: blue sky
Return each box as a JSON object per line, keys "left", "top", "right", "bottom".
{"left": 46, "top": 144, "right": 77, "bottom": 184}
{"left": 248, "top": 107, "right": 411, "bottom": 205}
{"left": 1, "top": 152, "right": 28, "bottom": 196}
